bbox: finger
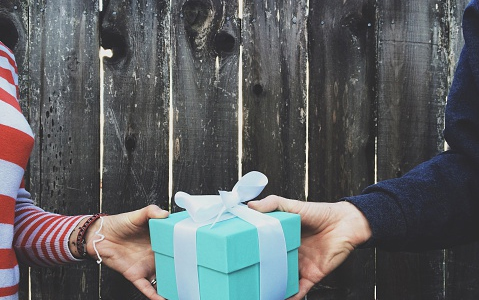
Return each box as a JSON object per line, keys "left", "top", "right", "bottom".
{"left": 248, "top": 195, "right": 305, "bottom": 214}
{"left": 144, "top": 204, "right": 170, "bottom": 219}
{"left": 287, "top": 278, "right": 315, "bottom": 300}
{"left": 247, "top": 195, "right": 284, "bottom": 212}
{"left": 133, "top": 278, "right": 165, "bottom": 300}
{"left": 129, "top": 205, "right": 169, "bottom": 227}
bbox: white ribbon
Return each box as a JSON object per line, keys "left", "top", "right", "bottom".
{"left": 173, "top": 171, "right": 288, "bottom": 300}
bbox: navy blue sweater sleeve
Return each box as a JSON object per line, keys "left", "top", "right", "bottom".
{"left": 344, "top": 0, "right": 479, "bottom": 251}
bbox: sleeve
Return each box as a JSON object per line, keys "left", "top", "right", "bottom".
{"left": 0, "top": 40, "right": 30, "bottom": 297}
{"left": 344, "top": 0, "right": 479, "bottom": 251}
{"left": 13, "top": 188, "right": 87, "bottom": 267}
{"left": 0, "top": 40, "right": 86, "bottom": 267}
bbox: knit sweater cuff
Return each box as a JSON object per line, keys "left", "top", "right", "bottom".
{"left": 343, "top": 192, "right": 408, "bottom": 250}
{"left": 63, "top": 216, "right": 90, "bottom": 263}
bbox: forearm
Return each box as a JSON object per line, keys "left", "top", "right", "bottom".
{"left": 346, "top": 150, "right": 479, "bottom": 251}
{"left": 68, "top": 214, "right": 107, "bottom": 260}
{"left": 14, "top": 188, "right": 86, "bottom": 266}
{"left": 68, "top": 215, "right": 91, "bottom": 259}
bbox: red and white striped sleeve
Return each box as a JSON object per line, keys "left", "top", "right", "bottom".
{"left": 0, "top": 40, "right": 33, "bottom": 299}
{"left": 0, "top": 42, "right": 85, "bottom": 295}
{"left": 13, "top": 189, "right": 86, "bottom": 267}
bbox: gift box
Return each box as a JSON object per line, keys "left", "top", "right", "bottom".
{"left": 149, "top": 210, "right": 300, "bottom": 300}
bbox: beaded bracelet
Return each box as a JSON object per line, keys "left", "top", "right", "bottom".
{"left": 76, "top": 213, "right": 108, "bottom": 258}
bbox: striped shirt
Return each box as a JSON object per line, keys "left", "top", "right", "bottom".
{"left": 0, "top": 41, "right": 84, "bottom": 300}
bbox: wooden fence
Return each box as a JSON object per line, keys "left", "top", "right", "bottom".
{"left": 0, "top": 0, "right": 475, "bottom": 299}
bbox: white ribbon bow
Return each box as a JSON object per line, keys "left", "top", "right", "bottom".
{"left": 173, "top": 171, "right": 288, "bottom": 300}
{"left": 175, "top": 171, "right": 269, "bottom": 224}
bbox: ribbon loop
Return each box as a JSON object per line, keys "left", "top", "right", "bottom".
{"left": 232, "top": 171, "right": 268, "bottom": 202}
{"left": 218, "top": 190, "right": 238, "bottom": 209}
{"left": 175, "top": 171, "right": 269, "bottom": 223}
{"left": 175, "top": 192, "right": 223, "bottom": 223}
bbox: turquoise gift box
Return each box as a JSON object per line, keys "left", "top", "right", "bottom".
{"left": 149, "top": 210, "right": 300, "bottom": 300}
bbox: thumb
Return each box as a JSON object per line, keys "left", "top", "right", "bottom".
{"left": 248, "top": 195, "right": 284, "bottom": 212}
{"left": 248, "top": 195, "right": 305, "bottom": 214}
{"left": 129, "top": 205, "right": 169, "bottom": 227}
{"left": 145, "top": 204, "right": 170, "bottom": 219}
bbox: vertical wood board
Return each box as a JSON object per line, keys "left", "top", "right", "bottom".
{"left": 307, "top": 0, "right": 376, "bottom": 298}
{"left": 27, "top": 0, "right": 101, "bottom": 299}
{"left": 375, "top": 0, "right": 449, "bottom": 299}
{"left": 100, "top": 0, "right": 170, "bottom": 298}
{"left": 171, "top": 0, "right": 240, "bottom": 208}
{"left": 242, "top": 0, "right": 308, "bottom": 200}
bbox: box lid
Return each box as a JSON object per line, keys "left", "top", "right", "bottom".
{"left": 150, "top": 210, "right": 300, "bottom": 273}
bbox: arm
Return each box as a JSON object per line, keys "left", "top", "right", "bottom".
{"left": 250, "top": 150, "right": 479, "bottom": 300}
{"left": 13, "top": 188, "right": 86, "bottom": 266}
{"left": 0, "top": 40, "right": 37, "bottom": 298}
{"left": 14, "top": 188, "right": 169, "bottom": 300}
{"left": 346, "top": 150, "right": 479, "bottom": 251}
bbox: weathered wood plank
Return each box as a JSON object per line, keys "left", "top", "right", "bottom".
{"left": 375, "top": 0, "right": 449, "bottom": 299}
{"left": 445, "top": 1, "right": 479, "bottom": 299}
{"left": 26, "top": 0, "right": 101, "bottom": 299}
{"left": 100, "top": 0, "right": 170, "bottom": 298}
{"left": 241, "top": 0, "right": 307, "bottom": 200}
{"left": 307, "top": 1, "right": 376, "bottom": 299}
{"left": 171, "top": 0, "right": 240, "bottom": 206}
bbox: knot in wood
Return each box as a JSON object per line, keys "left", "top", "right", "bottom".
{"left": 0, "top": 15, "right": 19, "bottom": 50}
{"left": 182, "top": 0, "right": 213, "bottom": 30}
{"left": 125, "top": 134, "right": 137, "bottom": 152}
{"left": 182, "top": 0, "right": 214, "bottom": 54}
{"left": 101, "top": 28, "right": 128, "bottom": 64}
{"left": 214, "top": 31, "right": 235, "bottom": 54}
{"left": 252, "top": 84, "right": 264, "bottom": 96}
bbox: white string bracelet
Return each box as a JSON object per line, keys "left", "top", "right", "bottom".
{"left": 92, "top": 216, "right": 106, "bottom": 264}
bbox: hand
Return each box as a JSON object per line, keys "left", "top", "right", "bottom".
{"left": 84, "top": 205, "right": 169, "bottom": 300}
{"left": 248, "top": 195, "right": 372, "bottom": 300}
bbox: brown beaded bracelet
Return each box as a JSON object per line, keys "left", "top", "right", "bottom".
{"left": 76, "top": 213, "right": 108, "bottom": 258}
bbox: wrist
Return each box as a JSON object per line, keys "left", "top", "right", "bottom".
{"left": 339, "top": 201, "right": 372, "bottom": 247}
{"left": 69, "top": 216, "right": 89, "bottom": 259}
{"left": 84, "top": 215, "right": 105, "bottom": 259}
{"left": 69, "top": 214, "right": 107, "bottom": 259}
